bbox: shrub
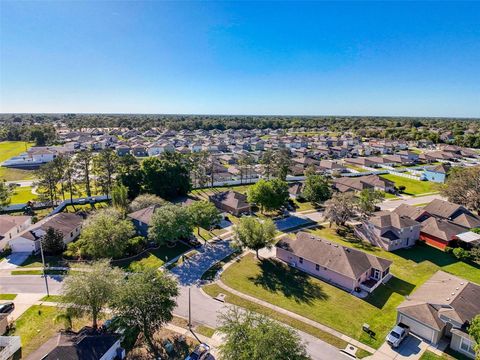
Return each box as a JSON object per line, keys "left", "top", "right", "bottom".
{"left": 126, "top": 236, "right": 147, "bottom": 255}
{"left": 452, "top": 247, "right": 470, "bottom": 261}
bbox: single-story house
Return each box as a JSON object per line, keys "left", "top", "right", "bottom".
{"left": 423, "top": 199, "right": 475, "bottom": 223}
{"left": 358, "top": 212, "right": 421, "bottom": 251}
{"left": 0, "top": 215, "right": 32, "bottom": 250}
{"left": 9, "top": 213, "right": 83, "bottom": 253}
{"left": 423, "top": 163, "right": 450, "bottom": 183}
{"left": 396, "top": 271, "right": 479, "bottom": 358}
{"left": 127, "top": 205, "right": 158, "bottom": 237}
{"left": 276, "top": 232, "right": 392, "bottom": 293}
{"left": 419, "top": 217, "right": 469, "bottom": 250}
{"left": 209, "top": 191, "right": 251, "bottom": 216}
{"left": 333, "top": 175, "right": 395, "bottom": 193}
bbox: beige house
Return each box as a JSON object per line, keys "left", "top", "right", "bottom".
{"left": 397, "top": 271, "right": 479, "bottom": 358}
{"left": 0, "top": 215, "right": 32, "bottom": 250}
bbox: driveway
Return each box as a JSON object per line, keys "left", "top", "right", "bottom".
{"left": 370, "top": 335, "right": 428, "bottom": 360}
{"left": 0, "top": 253, "right": 30, "bottom": 269}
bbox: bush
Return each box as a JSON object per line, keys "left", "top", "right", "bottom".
{"left": 452, "top": 247, "right": 470, "bottom": 261}
{"left": 398, "top": 185, "right": 406, "bottom": 192}
{"left": 126, "top": 236, "right": 147, "bottom": 256}
{"left": 444, "top": 246, "right": 454, "bottom": 254}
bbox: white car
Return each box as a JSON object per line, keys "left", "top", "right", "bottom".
{"left": 386, "top": 323, "right": 409, "bottom": 348}
{"left": 185, "top": 343, "right": 211, "bottom": 360}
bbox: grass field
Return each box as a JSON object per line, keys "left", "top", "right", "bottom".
{"left": 0, "top": 141, "right": 36, "bottom": 181}
{"left": 0, "top": 293, "right": 17, "bottom": 300}
{"left": 380, "top": 174, "right": 438, "bottom": 196}
{"left": 10, "top": 185, "right": 36, "bottom": 204}
{"left": 219, "top": 225, "right": 480, "bottom": 349}
{"left": 9, "top": 305, "right": 91, "bottom": 357}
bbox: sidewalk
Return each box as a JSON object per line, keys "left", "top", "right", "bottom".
{"left": 216, "top": 279, "right": 376, "bottom": 354}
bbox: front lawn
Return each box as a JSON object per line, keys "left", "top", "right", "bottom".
{"left": 0, "top": 293, "right": 17, "bottom": 300}
{"left": 380, "top": 174, "right": 438, "bottom": 196}
{"left": 20, "top": 255, "right": 65, "bottom": 268}
{"left": 220, "top": 226, "right": 480, "bottom": 349}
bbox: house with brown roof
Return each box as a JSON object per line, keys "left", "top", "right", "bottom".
{"left": 0, "top": 215, "right": 32, "bottom": 250}
{"left": 127, "top": 205, "right": 159, "bottom": 237}
{"left": 209, "top": 191, "right": 251, "bottom": 216}
{"left": 9, "top": 213, "right": 83, "bottom": 253}
{"left": 396, "top": 271, "right": 479, "bottom": 358}
{"left": 276, "top": 232, "right": 392, "bottom": 294}
{"left": 333, "top": 175, "right": 395, "bottom": 194}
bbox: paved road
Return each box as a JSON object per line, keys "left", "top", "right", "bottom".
{"left": 379, "top": 194, "right": 444, "bottom": 210}
{"left": 0, "top": 274, "right": 63, "bottom": 294}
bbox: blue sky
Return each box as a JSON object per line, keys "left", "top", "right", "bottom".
{"left": 1, "top": 1, "right": 479, "bottom": 117}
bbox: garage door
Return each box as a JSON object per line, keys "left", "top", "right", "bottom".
{"left": 398, "top": 314, "right": 435, "bottom": 343}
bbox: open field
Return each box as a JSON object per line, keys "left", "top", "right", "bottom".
{"left": 0, "top": 141, "right": 36, "bottom": 181}
{"left": 380, "top": 174, "right": 439, "bottom": 195}
{"left": 219, "top": 225, "right": 480, "bottom": 349}
{"left": 10, "top": 185, "right": 36, "bottom": 204}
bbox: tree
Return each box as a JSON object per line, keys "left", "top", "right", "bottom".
{"left": 129, "top": 193, "right": 166, "bottom": 212}
{"left": 441, "top": 166, "right": 480, "bottom": 213}
{"left": 142, "top": 153, "right": 191, "bottom": 200}
{"left": 113, "top": 269, "right": 179, "bottom": 358}
{"left": 302, "top": 174, "right": 332, "bottom": 204}
{"left": 63, "top": 157, "right": 79, "bottom": 208}
{"left": 76, "top": 150, "right": 93, "bottom": 197}
{"left": 324, "top": 192, "right": 357, "bottom": 227}
{"left": 468, "top": 314, "right": 480, "bottom": 359}
{"left": 148, "top": 204, "right": 193, "bottom": 245}
{"left": 219, "top": 308, "right": 310, "bottom": 360}
{"left": 61, "top": 260, "right": 123, "bottom": 329}
{"left": 93, "top": 149, "right": 119, "bottom": 197}
{"left": 0, "top": 180, "right": 12, "bottom": 210}
{"left": 35, "top": 162, "right": 59, "bottom": 207}
{"left": 189, "top": 151, "right": 209, "bottom": 188}
{"left": 260, "top": 149, "right": 274, "bottom": 179}
{"left": 117, "top": 154, "right": 142, "bottom": 199}
{"left": 42, "top": 227, "right": 64, "bottom": 254}
{"left": 111, "top": 184, "right": 129, "bottom": 214}
{"left": 188, "top": 200, "right": 221, "bottom": 236}
{"left": 75, "top": 208, "right": 135, "bottom": 259}
{"left": 272, "top": 149, "right": 292, "bottom": 180}
{"left": 233, "top": 217, "right": 276, "bottom": 259}
{"left": 248, "top": 178, "right": 289, "bottom": 213}
{"left": 357, "top": 189, "right": 385, "bottom": 217}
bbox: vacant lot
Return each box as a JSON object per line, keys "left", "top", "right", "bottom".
{"left": 380, "top": 174, "right": 438, "bottom": 195}
{"left": 220, "top": 225, "right": 480, "bottom": 349}
{"left": 0, "top": 141, "right": 35, "bottom": 181}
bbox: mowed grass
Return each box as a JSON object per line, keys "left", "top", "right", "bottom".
{"left": 0, "top": 293, "right": 17, "bottom": 300}
{"left": 118, "top": 242, "right": 191, "bottom": 271}
{"left": 380, "top": 174, "right": 438, "bottom": 196}
{"left": 9, "top": 305, "right": 90, "bottom": 357}
{"left": 220, "top": 226, "right": 480, "bottom": 349}
{"left": 0, "top": 141, "right": 36, "bottom": 181}
{"left": 10, "top": 185, "right": 36, "bottom": 204}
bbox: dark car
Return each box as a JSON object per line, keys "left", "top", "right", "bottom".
{"left": 185, "top": 343, "right": 210, "bottom": 360}
{"left": 0, "top": 302, "right": 15, "bottom": 314}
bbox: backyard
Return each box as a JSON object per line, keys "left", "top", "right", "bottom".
{"left": 218, "top": 225, "right": 480, "bottom": 349}
{"left": 9, "top": 185, "right": 36, "bottom": 204}
{"left": 380, "top": 174, "right": 439, "bottom": 196}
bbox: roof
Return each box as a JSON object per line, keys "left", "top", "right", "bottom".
{"left": 451, "top": 213, "right": 480, "bottom": 229}
{"left": 430, "top": 163, "right": 451, "bottom": 174}
{"left": 423, "top": 199, "right": 467, "bottom": 220}
{"left": 0, "top": 215, "right": 30, "bottom": 235}
{"left": 288, "top": 182, "right": 303, "bottom": 195}
{"left": 369, "top": 212, "right": 420, "bottom": 230}
{"left": 392, "top": 204, "right": 427, "bottom": 221}
{"left": 43, "top": 332, "right": 119, "bottom": 360}
{"left": 276, "top": 232, "right": 392, "bottom": 280}
{"left": 420, "top": 217, "right": 467, "bottom": 241}
{"left": 398, "top": 271, "right": 480, "bottom": 330}
{"left": 334, "top": 175, "right": 394, "bottom": 192}
{"left": 456, "top": 231, "right": 480, "bottom": 244}
{"left": 127, "top": 205, "right": 158, "bottom": 225}
{"left": 209, "top": 191, "right": 250, "bottom": 210}
{"left": 14, "top": 213, "right": 83, "bottom": 242}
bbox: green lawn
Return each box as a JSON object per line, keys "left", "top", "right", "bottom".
{"left": 0, "top": 293, "right": 17, "bottom": 300}
{"left": 11, "top": 269, "right": 69, "bottom": 275}
{"left": 40, "top": 295, "right": 64, "bottom": 302}
{"left": 0, "top": 141, "right": 36, "bottom": 181}
{"left": 195, "top": 325, "right": 216, "bottom": 338}
{"left": 220, "top": 226, "right": 480, "bottom": 349}
{"left": 380, "top": 174, "right": 439, "bottom": 196}
{"left": 117, "top": 242, "right": 191, "bottom": 272}
{"left": 8, "top": 305, "right": 90, "bottom": 357}
{"left": 20, "top": 255, "right": 65, "bottom": 268}
{"left": 420, "top": 349, "right": 472, "bottom": 360}
{"left": 10, "top": 185, "right": 36, "bottom": 204}
{"left": 345, "top": 164, "right": 369, "bottom": 172}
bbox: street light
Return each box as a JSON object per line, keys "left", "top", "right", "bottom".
{"left": 39, "top": 238, "right": 50, "bottom": 296}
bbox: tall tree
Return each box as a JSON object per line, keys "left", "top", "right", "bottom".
{"left": 302, "top": 173, "right": 332, "bottom": 204}
{"left": 113, "top": 269, "right": 179, "bottom": 358}
{"left": 149, "top": 204, "right": 193, "bottom": 245}
{"left": 111, "top": 184, "right": 129, "bottom": 214}
{"left": 35, "top": 162, "right": 59, "bottom": 207}
{"left": 441, "top": 166, "right": 480, "bottom": 213}
{"left": 324, "top": 192, "right": 357, "bottom": 227}
{"left": 41, "top": 227, "right": 65, "bottom": 254}
{"left": 61, "top": 260, "right": 123, "bottom": 329}
{"left": 219, "top": 308, "right": 310, "bottom": 360}
{"left": 51, "top": 154, "right": 69, "bottom": 201}
{"left": 188, "top": 200, "right": 221, "bottom": 236}
{"left": 272, "top": 149, "right": 292, "bottom": 180}
{"left": 260, "top": 149, "right": 274, "bottom": 179}
{"left": 247, "top": 178, "right": 289, "bottom": 213}
{"left": 0, "top": 180, "right": 12, "bottom": 210}
{"left": 76, "top": 150, "right": 93, "bottom": 197}
{"left": 233, "top": 217, "right": 276, "bottom": 259}
{"left": 63, "top": 157, "right": 79, "bottom": 207}
{"left": 93, "top": 149, "right": 119, "bottom": 197}
{"left": 357, "top": 189, "right": 385, "bottom": 217}
{"left": 117, "top": 154, "right": 142, "bottom": 199}
{"left": 190, "top": 151, "right": 209, "bottom": 189}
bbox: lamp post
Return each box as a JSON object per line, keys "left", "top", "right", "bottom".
{"left": 39, "top": 238, "right": 50, "bottom": 296}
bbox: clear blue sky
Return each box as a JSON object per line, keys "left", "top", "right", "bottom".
{"left": 1, "top": 1, "right": 479, "bottom": 117}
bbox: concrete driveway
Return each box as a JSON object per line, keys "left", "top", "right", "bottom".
{"left": 370, "top": 335, "right": 428, "bottom": 360}
{"left": 0, "top": 253, "right": 30, "bottom": 269}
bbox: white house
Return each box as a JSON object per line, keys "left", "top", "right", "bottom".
{"left": 0, "top": 215, "right": 32, "bottom": 250}
{"left": 9, "top": 213, "right": 83, "bottom": 253}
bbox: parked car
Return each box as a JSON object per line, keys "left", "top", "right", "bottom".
{"left": 386, "top": 323, "right": 409, "bottom": 348}
{"left": 0, "top": 302, "right": 14, "bottom": 314}
{"left": 185, "top": 343, "right": 210, "bottom": 360}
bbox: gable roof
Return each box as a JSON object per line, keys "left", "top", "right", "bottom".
{"left": 43, "top": 333, "right": 119, "bottom": 360}
{"left": 127, "top": 205, "right": 158, "bottom": 225}
{"left": 393, "top": 204, "right": 427, "bottom": 221}
{"left": 420, "top": 217, "right": 468, "bottom": 241}
{"left": 369, "top": 212, "right": 420, "bottom": 230}
{"left": 276, "top": 232, "right": 392, "bottom": 280}
{"left": 423, "top": 199, "right": 469, "bottom": 220}
{"left": 451, "top": 213, "right": 480, "bottom": 229}
{"left": 0, "top": 215, "right": 30, "bottom": 235}
{"left": 209, "top": 191, "right": 250, "bottom": 210}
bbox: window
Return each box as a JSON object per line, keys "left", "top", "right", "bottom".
{"left": 382, "top": 268, "right": 390, "bottom": 277}
{"left": 299, "top": 257, "right": 304, "bottom": 264}
{"left": 315, "top": 264, "right": 320, "bottom": 271}
{"left": 460, "top": 337, "right": 475, "bottom": 356}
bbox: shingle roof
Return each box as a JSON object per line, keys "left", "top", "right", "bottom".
{"left": 127, "top": 205, "right": 158, "bottom": 225}
{"left": 423, "top": 199, "right": 466, "bottom": 220}
{"left": 277, "top": 232, "right": 392, "bottom": 280}
{"left": 43, "top": 333, "right": 119, "bottom": 360}
{"left": 392, "top": 204, "right": 426, "bottom": 221}
{"left": 209, "top": 191, "right": 250, "bottom": 210}
{"left": 452, "top": 213, "right": 480, "bottom": 229}
{"left": 369, "top": 212, "right": 420, "bottom": 230}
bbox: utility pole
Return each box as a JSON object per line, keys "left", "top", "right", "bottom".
{"left": 39, "top": 238, "right": 50, "bottom": 296}
{"left": 188, "top": 286, "right": 192, "bottom": 330}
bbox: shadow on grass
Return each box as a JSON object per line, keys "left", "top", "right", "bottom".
{"left": 248, "top": 258, "right": 329, "bottom": 304}
{"left": 394, "top": 242, "right": 480, "bottom": 270}
{"left": 366, "top": 276, "right": 416, "bottom": 309}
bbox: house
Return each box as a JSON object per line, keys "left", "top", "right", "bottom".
{"left": 422, "top": 163, "right": 450, "bottom": 183}
{"left": 333, "top": 175, "right": 395, "bottom": 193}
{"left": 115, "top": 145, "right": 131, "bottom": 156}
{"left": 276, "top": 232, "right": 392, "bottom": 293}
{"left": 41, "top": 330, "right": 125, "bottom": 360}
{"left": 419, "top": 217, "right": 469, "bottom": 250}
{"left": 127, "top": 205, "right": 158, "bottom": 237}
{"left": 288, "top": 182, "right": 304, "bottom": 199}
{"left": 397, "top": 150, "right": 419, "bottom": 162}
{"left": 396, "top": 271, "right": 479, "bottom": 358}
{"left": 423, "top": 199, "right": 475, "bottom": 222}
{"left": 209, "top": 191, "right": 251, "bottom": 216}
{"left": 357, "top": 212, "right": 421, "bottom": 251}
{"left": 0, "top": 215, "right": 32, "bottom": 250}
{"left": 392, "top": 203, "right": 430, "bottom": 223}
{"left": 9, "top": 213, "right": 83, "bottom": 253}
